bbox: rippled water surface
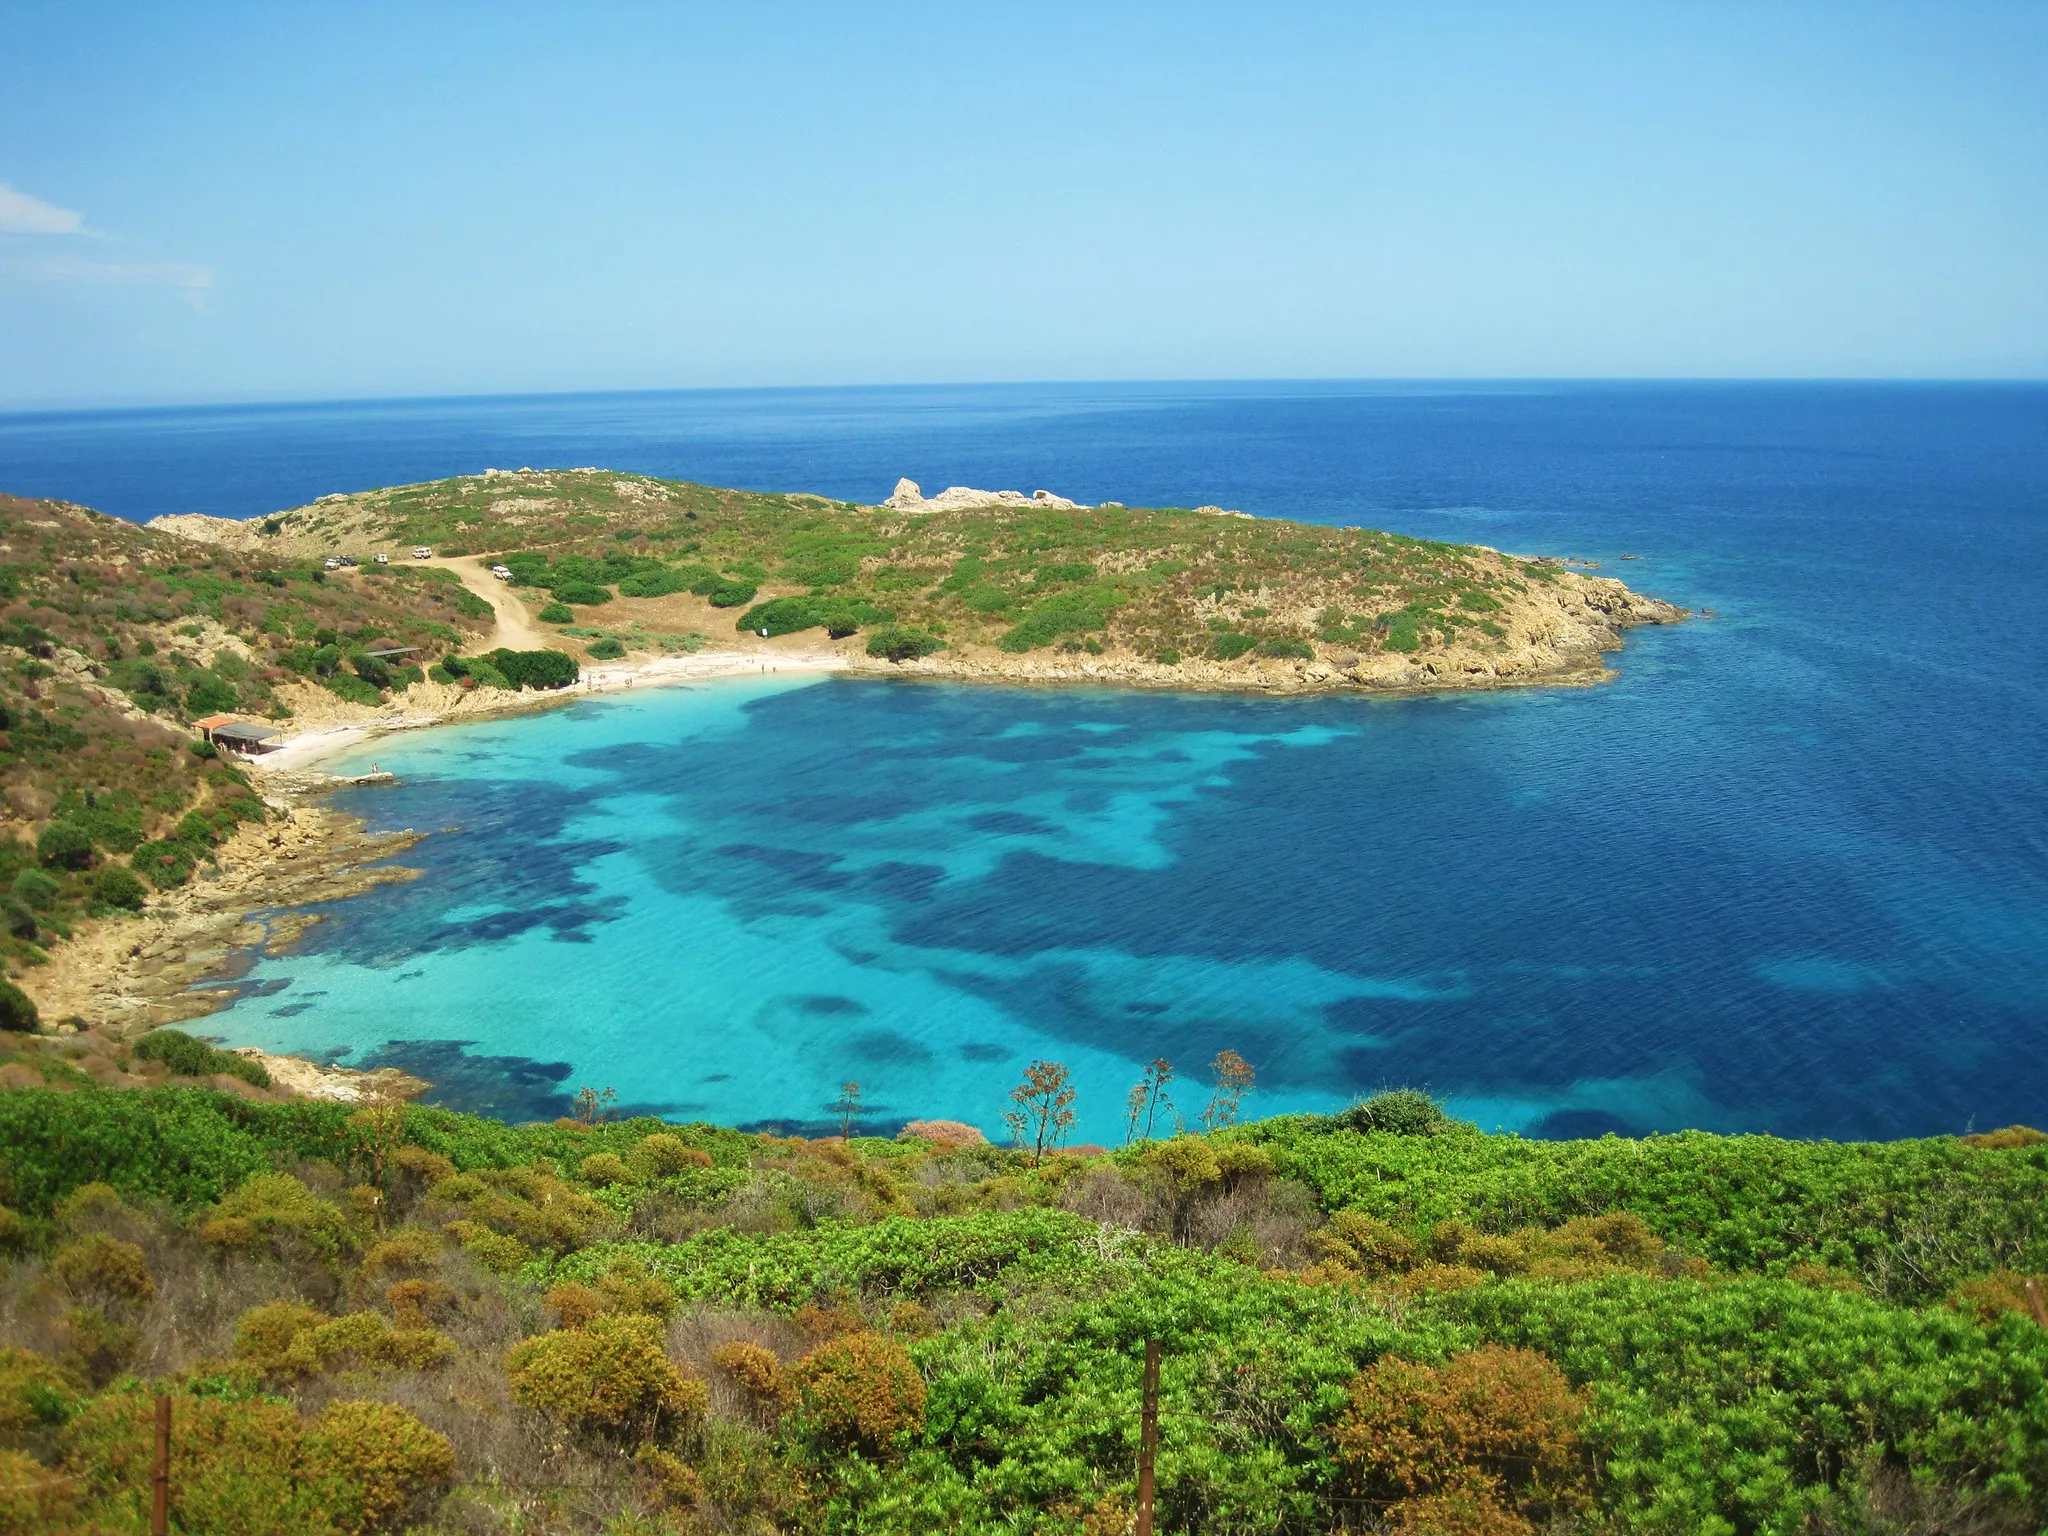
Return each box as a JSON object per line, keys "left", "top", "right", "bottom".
{"left": 7, "top": 382, "right": 2043, "bottom": 1139}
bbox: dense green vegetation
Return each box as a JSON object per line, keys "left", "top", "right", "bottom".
{"left": 251, "top": 470, "right": 1588, "bottom": 663}
{"left": 0, "top": 1070, "right": 2042, "bottom": 1534}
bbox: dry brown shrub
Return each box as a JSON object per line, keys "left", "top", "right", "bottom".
{"left": 593, "top": 1254, "right": 675, "bottom": 1318}
{"left": 304, "top": 1398, "right": 458, "bottom": 1534}
{"left": 1397, "top": 1263, "right": 1491, "bottom": 1297}
{"left": 1058, "top": 1165, "right": 1150, "bottom": 1229}
{"left": 384, "top": 1278, "right": 457, "bottom": 1329}
{"left": 506, "top": 1313, "right": 708, "bottom": 1444}
{"left": 888, "top": 1300, "right": 938, "bottom": 1339}
{"left": 792, "top": 1302, "right": 864, "bottom": 1342}
{"left": 791, "top": 1331, "right": 926, "bottom": 1454}
{"left": 363, "top": 1226, "right": 444, "bottom": 1276}
{"left": 1333, "top": 1345, "right": 1590, "bottom": 1536}
{"left": 1312, "top": 1211, "right": 1419, "bottom": 1276}
{"left": 55, "top": 1382, "right": 453, "bottom": 1536}
{"left": 897, "top": 1118, "right": 988, "bottom": 1150}
{"left": 0, "top": 1445, "right": 75, "bottom": 1530}
{"left": 634, "top": 1443, "right": 702, "bottom": 1510}
{"left": 1786, "top": 1261, "right": 1865, "bottom": 1294}
{"left": 0, "top": 1345, "right": 80, "bottom": 1433}
{"left": 710, "top": 1340, "right": 788, "bottom": 1417}
{"left": 1961, "top": 1125, "right": 2048, "bottom": 1150}
{"left": 578, "top": 1152, "right": 632, "bottom": 1187}
{"left": 51, "top": 1233, "right": 155, "bottom": 1303}
{"left": 636, "top": 1132, "right": 713, "bottom": 1175}
{"left": 546, "top": 1279, "right": 606, "bottom": 1328}
{"left": 1948, "top": 1269, "right": 2048, "bottom": 1326}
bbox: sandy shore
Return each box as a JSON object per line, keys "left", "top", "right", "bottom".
{"left": 255, "top": 648, "right": 848, "bottom": 772}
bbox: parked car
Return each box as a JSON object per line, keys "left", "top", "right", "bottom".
{"left": 411, "top": 546, "right": 432, "bottom": 559}
{"left": 338, "top": 554, "right": 359, "bottom": 567}
{"left": 490, "top": 564, "right": 513, "bottom": 580}
{"left": 323, "top": 557, "right": 340, "bottom": 570}
{"left": 373, "top": 551, "right": 390, "bottom": 564}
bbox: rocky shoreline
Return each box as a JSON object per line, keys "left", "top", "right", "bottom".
{"left": 16, "top": 774, "right": 430, "bottom": 1100}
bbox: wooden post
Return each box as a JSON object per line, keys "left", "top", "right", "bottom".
{"left": 2026, "top": 1277, "right": 2048, "bottom": 1332}
{"left": 151, "top": 1393, "right": 170, "bottom": 1536}
{"left": 1136, "top": 1338, "right": 1160, "bottom": 1536}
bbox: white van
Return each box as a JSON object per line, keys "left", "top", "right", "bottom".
{"left": 490, "top": 564, "right": 513, "bottom": 580}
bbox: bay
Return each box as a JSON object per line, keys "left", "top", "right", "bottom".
{"left": 3, "top": 381, "right": 2042, "bottom": 1140}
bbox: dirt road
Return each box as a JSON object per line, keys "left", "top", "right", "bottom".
{"left": 423, "top": 556, "right": 548, "bottom": 652}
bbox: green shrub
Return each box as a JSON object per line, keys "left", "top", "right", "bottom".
{"left": 484, "top": 649, "right": 578, "bottom": 689}
{"left": 586, "top": 637, "right": 625, "bottom": 660}
{"left": 737, "top": 595, "right": 891, "bottom": 638}
{"left": 133, "top": 1029, "right": 270, "bottom": 1088}
{"left": 997, "top": 590, "right": 1115, "bottom": 652}
{"left": 1155, "top": 648, "right": 1182, "bottom": 665}
{"left": 186, "top": 675, "right": 240, "bottom": 714}
{"left": 579, "top": 1152, "right": 632, "bottom": 1186}
{"left": 507, "top": 1313, "right": 708, "bottom": 1443}
{"left": 706, "top": 580, "right": 758, "bottom": 607}
{"left": 3, "top": 901, "right": 36, "bottom": 940}
{"left": 636, "top": 1133, "right": 712, "bottom": 1176}
{"left": 554, "top": 580, "right": 613, "bottom": 606}
{"left": 130, "top": 839, "right": 197, "bottom": 888}
{"left": 1257, "top": 637, "right": 1314, "bottom": 659}
{"left": 11, "top": 868, "right": 60, "bottom": 910}
{"left": 92, "top": 866, "right": 146, "bottom": 911}
{"left": 465, "top": 660, "right": 511, "bottom": 690}
{"left": 350, "top": 652, "right": 392, "bottom": 689}
{"left": 36, "top": 821, "right": 92, "bottom": 871}
{"left": 538, "top": 601, "right": 574, "bottom": 623}
{"left": 615, "top": 568, "right": 696, "bottom": 599}
{"left": 1336, "top": 1089, "right": 1454, "bottom": 1137}
{"left": 0, "top": 979, "right": 38, "bottom": 1033}
{"left": 1209, "top": 632, "right": 1257, "bottom": 660}
{"left": 865, "top": 628, "right": 944, "bottom": 662}
{"left": 324, "top": 672, "right": 383, "bottom": 706}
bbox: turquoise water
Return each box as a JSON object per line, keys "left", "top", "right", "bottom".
{"left": 9, "top": 382, "right": 2046, "bottom": 1140}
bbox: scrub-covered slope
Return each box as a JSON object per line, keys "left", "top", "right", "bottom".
{"left": 0, "top": 494, "right": 501, "bottom": 975}
{"left": 155, "top": 468, "right": 1684, "bottom": 692}
{"left": 0, "top": 1073, "right": 2042, "bottom": 1536}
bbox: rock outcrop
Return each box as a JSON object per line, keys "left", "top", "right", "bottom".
{"left": 884, "top": 479, "right": 1084, "bottom": 513}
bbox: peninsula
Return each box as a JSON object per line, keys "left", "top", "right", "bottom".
{"left": 0, "top": 474, "right": 1682, "bottom": 1037}
{"left": 152, "top": 467, "right": 1684, "bottom": 699}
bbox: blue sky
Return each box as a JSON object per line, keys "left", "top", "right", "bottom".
{"left": 1, "top": 2, "right": 2043, "bottom": 405}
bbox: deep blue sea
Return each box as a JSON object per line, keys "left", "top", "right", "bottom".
{"left": 2, "top": 382, "right": 2044, "bottom": 1141}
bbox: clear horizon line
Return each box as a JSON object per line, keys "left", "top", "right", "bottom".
{"left": 4, "top": 373, "right": 2047, "bottom": 420}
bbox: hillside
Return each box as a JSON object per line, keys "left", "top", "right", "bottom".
{"left": 0, "top": 494, "right": 520, "bottom": 983}
{"left": 0, "top": 1069, "right": 2042, "bottom": 1535}
{"left": 154, "top": 468, "right": 1685, "bottom": 692}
